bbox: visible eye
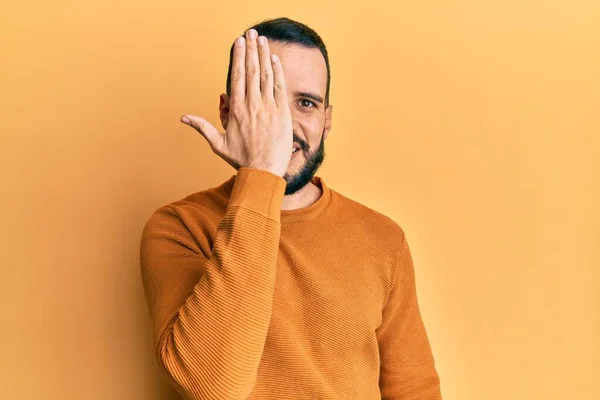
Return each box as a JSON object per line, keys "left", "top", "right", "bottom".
{"left": 299, "top": 99, "right": 316, "bottom": 108}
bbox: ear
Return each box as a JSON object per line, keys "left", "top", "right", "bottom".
{"left": 323, "top": 104, "right": 333, "bottom": 140}
{"left": 219, "top": 93, "right": 230, "bottom": 130}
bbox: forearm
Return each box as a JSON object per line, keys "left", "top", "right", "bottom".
{"left": 142, "top": 168, "right": 285, "bottom": 399}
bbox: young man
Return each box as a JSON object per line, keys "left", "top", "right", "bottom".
{"left": 140, "top": 17, "right": 442, "bottom": 400}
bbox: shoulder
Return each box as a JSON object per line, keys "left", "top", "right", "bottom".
{"left": 329, "top": 189, "right": 405, "bottom": 246}
{"left": 142, "top": 181, "right": 230, "bottom": 237}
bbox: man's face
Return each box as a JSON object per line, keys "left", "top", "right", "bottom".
{"left": 220, "top": 41, "right": 333, "bottom": 195}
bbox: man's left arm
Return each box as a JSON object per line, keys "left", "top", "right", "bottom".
{"left": 376, "top": 229, "right": 442, "bottom": 399}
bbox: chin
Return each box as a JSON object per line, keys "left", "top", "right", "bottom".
{"left": 283, "top": 137, "right": 325, "bottom": 196}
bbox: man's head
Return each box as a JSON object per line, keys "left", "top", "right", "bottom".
{"left": 219, "top": 17, "right": 333, "bottom": 195}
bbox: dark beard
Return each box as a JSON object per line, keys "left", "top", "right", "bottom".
{"left": 283, "top": 133, "right": 325, "bottom": 196}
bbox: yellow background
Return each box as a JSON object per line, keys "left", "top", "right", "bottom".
{"left": 1, "top": 1, "right": 598, "bottom": 399}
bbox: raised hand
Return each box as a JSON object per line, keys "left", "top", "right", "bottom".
{"left": 181, "top": 29, "right": 294, "bottom": 178}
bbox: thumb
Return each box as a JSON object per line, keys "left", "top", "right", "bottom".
{"left": 181, "top": 115, "right": 223, "bottom": 151}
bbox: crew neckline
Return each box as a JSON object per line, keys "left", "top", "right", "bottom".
{"left": 222, "top": 173, "right": 331, "bottom": 223}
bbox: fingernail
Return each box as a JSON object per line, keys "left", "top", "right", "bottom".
{"left": 271, "top": 54, "right": 278, "bottom": 63}
{"left": 258, "top": 36, "right": 265, "bottom": 46}
{"left": 247, "top": 29, "right": 257, "bottom": 39}
{"left": 181, "top": 116, "right": 190, "bottom": 125}
{"left": 235, "top": 36, "right": 245, "bottom": 47}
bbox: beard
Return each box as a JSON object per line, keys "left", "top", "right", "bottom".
{"left": 283, "top": 132, "right": 326, "bottom": 196}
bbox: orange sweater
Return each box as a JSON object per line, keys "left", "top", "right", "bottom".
{"left": 140, "top": 167, "right": 441, "bottom": 399}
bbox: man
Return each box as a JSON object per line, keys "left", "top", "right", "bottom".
{"left": 140, "top": 17, "right": 441, "bottom": 400}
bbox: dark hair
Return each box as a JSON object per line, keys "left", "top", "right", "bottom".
{"left": 226, "top": 17, "right": 331, "bottom": 107}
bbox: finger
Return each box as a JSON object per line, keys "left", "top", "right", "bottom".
{"left": 230, "top": 36, "right": 246, "bottom": 105}
{"left": 181, "top": 115, "right": 223, "bottom": 152}
{"left": 271, "top": 54, "right": 288, "bottom": 107}
{"left": 257, "top": 36, "right": 274, "bottom": 101}
{"left": 244, "top": 29, "right": 260, "bottom": 101}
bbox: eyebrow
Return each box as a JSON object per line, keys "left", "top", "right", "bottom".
{"left": 295, "top": 91, "right": 324, "bottom": 104}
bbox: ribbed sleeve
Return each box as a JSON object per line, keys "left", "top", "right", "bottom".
{"left": 376, "top": 229, "right": 442, "bottom": 399}
{"left": 140, "top": 168, "right": 286, "bottom": 400}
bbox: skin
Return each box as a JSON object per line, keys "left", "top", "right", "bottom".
{"left": 182, "top": 30, "right": 333, "bottom": 211}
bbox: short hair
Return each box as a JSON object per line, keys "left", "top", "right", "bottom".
{"left": 226, "top": 17, "right": 331, "bottom": 107}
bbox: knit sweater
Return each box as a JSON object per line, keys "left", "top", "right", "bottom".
{"left": 139, "top": 167, "right": 441, "bottom": 399}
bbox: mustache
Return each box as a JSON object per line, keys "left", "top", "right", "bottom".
{"left": 293, "top": 133, "right": 309, "bottom": 152}
{"left": 293, "top": 126, "right": 327, "bottom": 153}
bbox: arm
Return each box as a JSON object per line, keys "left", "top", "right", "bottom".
{"left": 140, "top": 168, "right": 285, "bottom": 400}
{"left": 376, "top": 230, "right": 442, "bottom": 399}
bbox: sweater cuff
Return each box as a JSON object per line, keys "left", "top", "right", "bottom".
{"left": 229, "top": 167, "right": 286, "bottom": 221}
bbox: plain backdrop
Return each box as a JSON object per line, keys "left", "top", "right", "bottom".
{"left": 1, "top": 1, "right": 599, "bottom": 399}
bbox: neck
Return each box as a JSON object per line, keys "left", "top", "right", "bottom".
{"left": 281, "top": 181, "right": 322, "bottom": 211}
